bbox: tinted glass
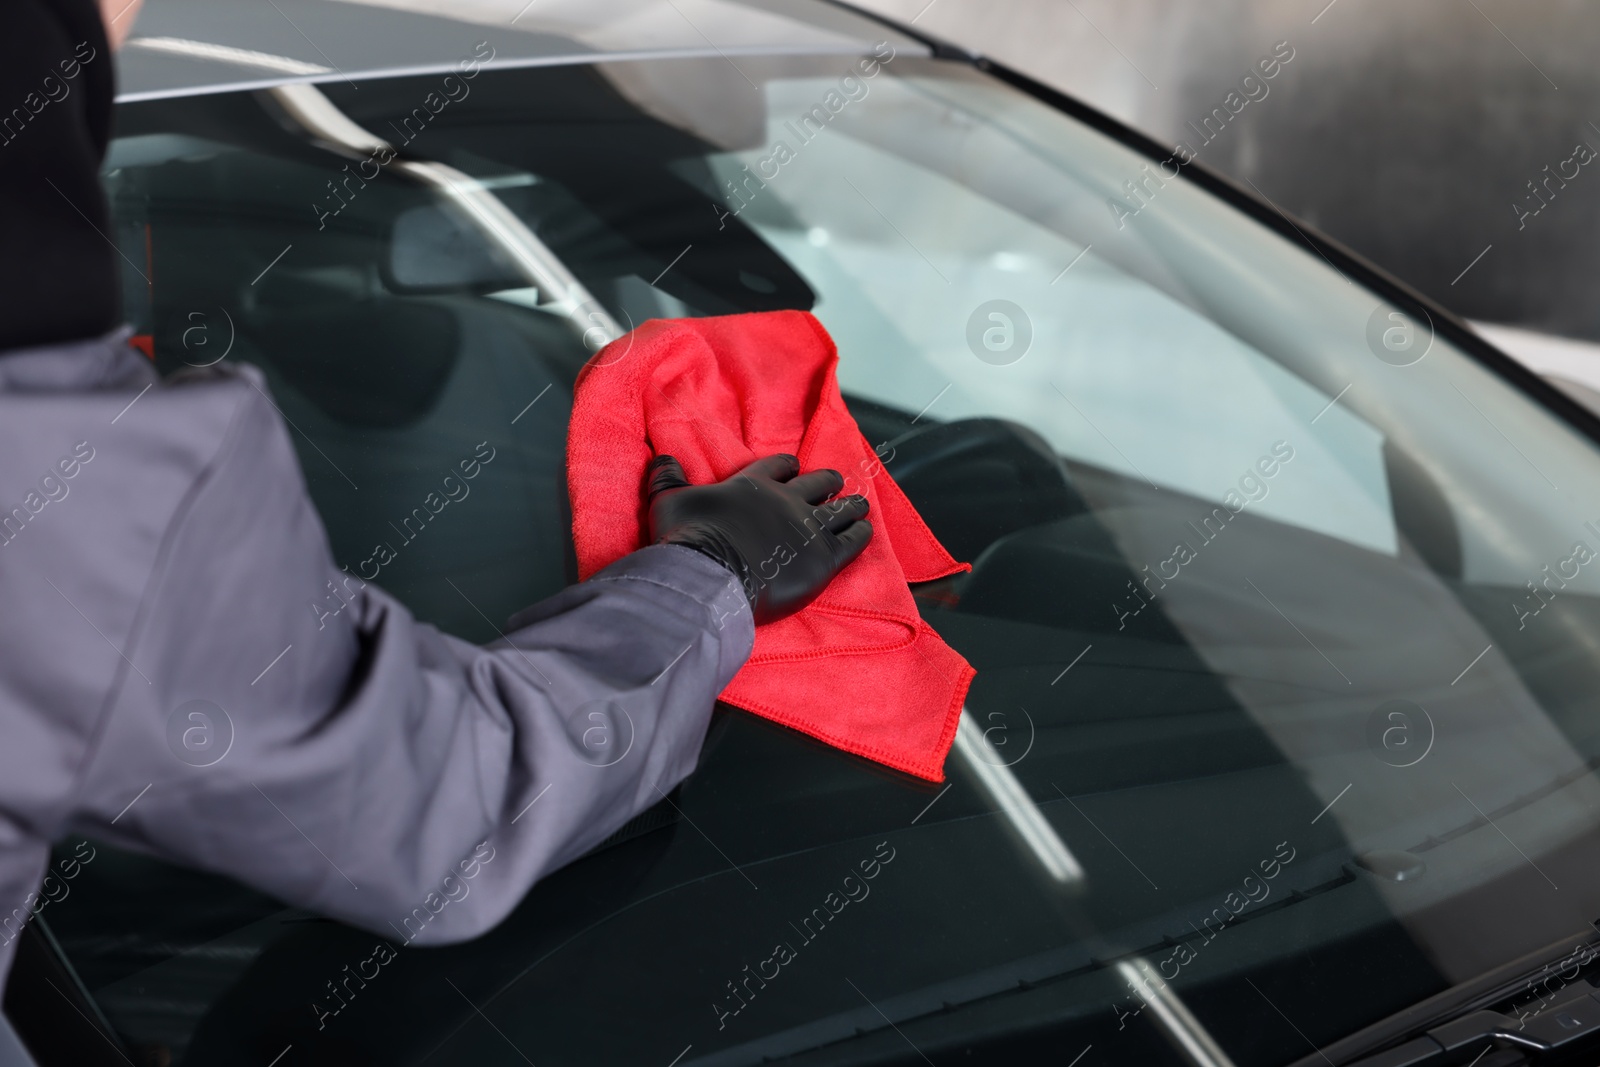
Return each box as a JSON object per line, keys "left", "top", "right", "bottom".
{"left": 46, "top": 51, "right": 1600, "bottom": 1067}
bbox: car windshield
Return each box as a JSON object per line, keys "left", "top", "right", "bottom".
{"left": 52, "top": 48, "right": 1600, "bottom": 1066}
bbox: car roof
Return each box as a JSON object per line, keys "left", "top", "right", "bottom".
{"left": 116, "top": 0, "right": 928, "bottom": 102}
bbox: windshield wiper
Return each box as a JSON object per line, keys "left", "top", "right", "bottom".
{"left": 1349, "top": 998, "right": 1600, "bottom": 1066}
{"left": 1339, "top": 935, "right": 1600, "bottom": 1067}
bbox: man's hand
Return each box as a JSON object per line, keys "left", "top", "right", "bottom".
{"left": 646, "top": 453, "right": 872, "bottom": 624}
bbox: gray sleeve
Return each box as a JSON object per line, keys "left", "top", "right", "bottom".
{"left": 64, "top": 366, "right": 754, "bottom": 945}
{"left": 0, "top": 1011, "right": 36, "bottom": 1067}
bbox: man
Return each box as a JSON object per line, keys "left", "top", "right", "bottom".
{"left": 0, "top": 0, "right": 871, "bottom": 1060}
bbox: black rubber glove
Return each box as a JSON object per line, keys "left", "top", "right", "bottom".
{"left": 646, "top": 453, "right": 873, "bottom": 624}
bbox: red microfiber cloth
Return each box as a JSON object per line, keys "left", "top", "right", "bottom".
{"left": 567, "top": 310, "right": 975, "bottom": 781}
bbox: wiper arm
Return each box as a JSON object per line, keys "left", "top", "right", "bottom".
{"left": 1342, "top": 939, "right": 1600, "bottom": 1067}
{"left": 1350, "top": 995, "right": 1600, "bottom": 1066}
{"left": 1353, "top": 998, "right": 1600, "bottom": 1066}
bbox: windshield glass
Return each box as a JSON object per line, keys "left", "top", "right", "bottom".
{"left": 60, "top": 49, "right": 1600, "bottom": 1067}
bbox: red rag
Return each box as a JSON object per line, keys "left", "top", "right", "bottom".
{"left": 567, "top": 310, "right": 975, "bottom": 781}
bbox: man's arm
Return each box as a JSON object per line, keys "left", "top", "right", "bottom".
{"left": 64, "top": 366, "right": 753, "bottom": 944}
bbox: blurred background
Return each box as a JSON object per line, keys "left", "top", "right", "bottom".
{"left": 855, "top": 0, "right": 1600, "bottom": 386}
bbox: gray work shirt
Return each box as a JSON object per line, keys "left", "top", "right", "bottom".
{"left": 0, "top": 332, "right": 753, "bottom": 1051}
